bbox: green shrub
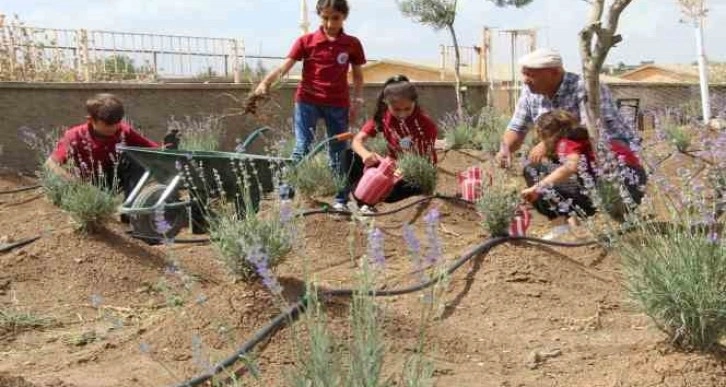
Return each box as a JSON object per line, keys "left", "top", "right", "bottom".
{"left": 284, "top": 154, "right": 345, "bottom": 198}
{"left": 439, "top": 108, "right": 508, "bottom": 152}
{"left": 441, "top": 113, "right": 478, "bottom": 150}
{"left": 39, "top": 165, "right": 71, "bottom": 206}
{"left": 171, "top": 116, "right": 223, "bottom": 152}
{"left": 207, "top": 203, "right": 292, "bottom": 281}
{"left": 397, "top": 153, "right": 438, "bottom": 195}
{"left": 621, "top": 225, "right": 726, "bottom": 350}
{"left": 476, "top": 170, "right": 519, "bottom": 237}
{"left": 475, "top": 107, "right": 509, "bottom": 154}
{"left": 366, "top": 135, "right": 390, "bottom": 157}
{"left": 664, "top": 124, "right": 692, "bottom": 153}
{"left": 60, "top": 180, "right": 120, "bottom": 232}
{"left": 0, "top": 308, "right": 54, "bottom": 334}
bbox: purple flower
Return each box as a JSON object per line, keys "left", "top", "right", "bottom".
{"left": 154, "top": 210, "right": 173, "bottom": 236}
{"left": 191, "top": 334, "right": 211, "bottom": 372}
{"left": 90, "top": 294, "right": 103, "bottom": 309}
{"left": 195, "top": 294, "right": 208, "bottom": 305}
{"left": 245, "top": 245, "right": 282, "bottom": 295}
{"left": 403, "top": 223, "right": 428, "bottom": 283}
{"left": 708, "top": 232, "right": 719, "bottom": 244}
{"left": 279, "top": 199, "right": 294, "bottom": 225}
{"left": 367, "top": 227, "right": 386, "bottom": 269}
{"left": 139, "top": 342, "right": 151, "bottom": 354}
{"left": 423, "top": 208, "right": 443, "bottom": 267}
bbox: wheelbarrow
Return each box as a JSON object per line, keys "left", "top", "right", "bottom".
{"left": 117, "top": 129, "right": 353, "bottom": 242}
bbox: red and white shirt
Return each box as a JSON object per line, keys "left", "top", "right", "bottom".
{"left": 361, "top": 106, "right": 438, "bottom": 163}
{"left": 51, "top": 122, "right": 158, "bottom": 173}
{"left": 556, "top": 137, "right": 641, "bottom": 170}
{"left": 288, "top": 27, "right": 366, "bottom": 107}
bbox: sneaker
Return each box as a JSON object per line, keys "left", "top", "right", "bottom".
{"left": 360, "top": 204, "right": 377, "bottom": 215}
{"left": 542, "top": 224, "right": 571, "bottom": 241}
{"left": 332, "top": 202, "right": 349, "bottom": 212}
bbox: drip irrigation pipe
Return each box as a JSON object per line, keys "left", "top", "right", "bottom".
{"left": 0, "top": 235, "right": 42, "bottom": 253}
{"left": 175, "top": 235, "right": 599, "bottom": 387}
{"left": 0, "top": 185, "right": 41, "bottom": 195}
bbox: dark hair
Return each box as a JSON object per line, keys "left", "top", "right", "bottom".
{"left": 373, "top": 75, "right": 418, "bottom": 132}
{"left": 533, "top": 110, "right": 589, "bottom": 156}
{"left": 316, "top": 0, "right": 349, "bottom": 16}
{"left": 86, "top": 93, "right": 125, "bottom": 124}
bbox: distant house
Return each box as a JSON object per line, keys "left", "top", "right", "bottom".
{"left": 617, "top": 63, "right": 726, "bottom": 83}
{"left": 351, "top": 59, "right": 482, "bottom": 83}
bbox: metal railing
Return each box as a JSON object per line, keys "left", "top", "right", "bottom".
{"left": 439, "top": 44, "right": 483, "bottom": 79}
{"left": 0, "top": 20, "right": 270, "bottom": 82}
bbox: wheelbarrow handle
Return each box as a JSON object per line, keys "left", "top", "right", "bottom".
{"left": 301, "top": 131, "right": 354, "bottom": 164}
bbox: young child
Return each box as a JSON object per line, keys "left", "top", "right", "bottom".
{"left": 255, "top": 0, "right": 366, "bottom": 210}
{"left": 520, "top": 110, "right": 647, "bottom": 240}
{"left": 346, "top": 75, "right": 438, "bottom": 212}
{"left": 46, "top": 93, "right": 159, "bottom": 199}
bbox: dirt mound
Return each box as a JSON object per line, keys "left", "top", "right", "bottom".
{"left": 1, "top": 150, "right": 724, "bottom": 386}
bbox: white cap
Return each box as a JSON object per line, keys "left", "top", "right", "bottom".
{"left": 518, "top": 48, "right": 563, "bottom": 69}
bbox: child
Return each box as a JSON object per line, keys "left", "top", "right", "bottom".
{"left": 345, "top": 75, "right": 438, "bottom": 212}
{"left": 255, "top": 0, "right": 366, "bottom": 210}
{"left": 46, "top": 93, "right": 159, "bottom": 200}
{"left": 520, "top": 110, "right": 647, "bottom": 240}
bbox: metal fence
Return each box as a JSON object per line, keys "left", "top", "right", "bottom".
{"left": 0, "top": 20, "right": 287, "bottom": 82}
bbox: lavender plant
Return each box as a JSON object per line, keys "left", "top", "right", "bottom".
{"left": 171, "top": 116, "right": 224, "bottom": 152}
{"left": 476, "top": 170, "right": 519, "bottom": 237}
{"left": 397, "top": 152, "right": 438, "bottom": 195}
{"left": 284, "top": 154, "right": 346, "bottom": 198}
{"left": 59, "top": 178, "right": 120, "bottom": 232}
{"left": 366, "top": 135, "right": 390, "bottom": 158}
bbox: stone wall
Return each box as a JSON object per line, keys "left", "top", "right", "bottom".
{"left": 0, "top": 82, "right": 488, "bottom": 172}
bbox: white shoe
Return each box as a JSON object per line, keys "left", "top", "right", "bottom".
{"left": 360, "top": 204, "right": 377, "bottom": 215}
{"left": 332, "top": 202, "right": 348, "bottom": 212}
{"left": 542, "top": 225, "right": 571, "bottom": 241}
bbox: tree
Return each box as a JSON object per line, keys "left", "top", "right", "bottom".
{"left": 579, "top": 0, "right": 634, "bottom": 140}
{"left": 397, "top": 0, "right": 533, "bottom": 118}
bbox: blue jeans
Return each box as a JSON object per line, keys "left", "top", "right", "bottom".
{"left": 292, "top": 101, "right": 350, "bottom": 203}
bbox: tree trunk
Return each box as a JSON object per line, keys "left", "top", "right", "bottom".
{"left": 447, "top": 23, "right": 464, "bottom": 120}
{"left": 579, "top": 0, "right": 633, "bottom": 143}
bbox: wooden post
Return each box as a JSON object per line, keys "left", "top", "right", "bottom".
{"left": 78, "top": 29, "right": 90, "bottom": 82}
{"left": 230, "top": 38, "right": 240, "bottom": 83}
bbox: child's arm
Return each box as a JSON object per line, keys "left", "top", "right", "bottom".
{"left": 521, "top": 154, "right": 580, "bottom": 201}
{"left": 352, "top": 131, "right": 381, "bottom": 167}
{"left": 255, "top": 58, "right": 297, "bottom": 95}
{"left": 44, "top": 157, "right": 75, "bottom": 182}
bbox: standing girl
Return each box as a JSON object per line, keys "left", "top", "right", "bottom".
{"left": 255, "top": 0, "right": 366, "bottom": 210}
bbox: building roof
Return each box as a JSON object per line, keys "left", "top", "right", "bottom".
{"left": 617, "top": 63, "right": 726, "bottom": 83}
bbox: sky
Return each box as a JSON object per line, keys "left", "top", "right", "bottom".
{"left": 3, "top": 0, "right": 726, "bottom": 71}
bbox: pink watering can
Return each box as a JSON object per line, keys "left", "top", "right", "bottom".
{"left": 354, "top": 157, "right": 401, "bottom": 205}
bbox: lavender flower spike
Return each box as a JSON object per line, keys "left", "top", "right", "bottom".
{"left": 423, "top": 208, "right": 443, "bottom": 267}
{"left": 367, "top": 227, "right": 386, "bottom": 269}
{"left": 244, "top": 244, "right": 283, "bottom": 295}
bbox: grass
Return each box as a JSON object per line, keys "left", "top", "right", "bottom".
{"left": 0, "top": 308, "right": 54, "bottom": 334}
{"left": 397, "top": 153, "right": 438, "bottom": 195}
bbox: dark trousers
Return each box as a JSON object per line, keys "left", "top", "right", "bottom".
{"left": 523, "top": 162, "right": 647, "bottom": 220}
{"left": 341, "top": 149, "right": 423, "bottom": 205}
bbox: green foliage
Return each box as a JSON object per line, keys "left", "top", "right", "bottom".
{"left": 397, "top": 0, "right": 457, "bottom": 30}
{"left": 621, "top": 225, "right": 726, "bottom": 350}
{"left": 171, "top": 116, "right": 224, "bottom": 152}
{"left": 663, "top": 123, "right": 692, "bottom": 153}
{"left": 366, "top": 135, "right": 390, "bottom": 157}
{"left": 284, "top": 154, "right": 345, "bottom": 198}
{"left": 440, "top": 108, "right": 508, "bottom": 152}
{"left": 59, "top": 179, "right": 120, "bottom": 232}
{"left": 0, "top": 308, "right": 54, "bottom": 334}
{"left": 39, "top": 165, "right": 71, "bottom": 206}
{"left": 476, "top": 170, "right": 519, "bottom": 237}
{"left": 397, "top": 153, "right": 438, "bottom": 195}
{"left": 207, "top": 203, "right": 292, "bottom": 281}
{"left": 475, "top": 107, "right": 510, "bottom": 153}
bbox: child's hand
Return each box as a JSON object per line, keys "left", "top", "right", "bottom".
{"left": 363, "top": 152, "right": 381, "bottom": 167}
{"left": 521, "top": 186, "right": 539, "bottom": 202}
{"left": 254, "top": 82, "right": 269, "bottom": 96}
{"left": 394, "top": 168, "right": 403, "bottom": 178}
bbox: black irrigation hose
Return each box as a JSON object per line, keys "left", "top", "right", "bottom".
{"left": 0, "top": 185, "right": 41, "bottom": 195}
{"left": 298, "top": 193, "right": 473, "bottom": 218}
{"left": 175, "top": 235, "right": 599, "bottom": 387}
{"left": 125, "top": 232, "right": 211, "bottom": 245}
{"left": 0, "top": 235, "right": 42, "bottom": 253}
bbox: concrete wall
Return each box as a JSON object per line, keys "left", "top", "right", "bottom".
{"left": 608, "top": 82, "right": 726, "bottom": 113}
{"left": 0, "top": 82, "right": 489, "bottom": 172}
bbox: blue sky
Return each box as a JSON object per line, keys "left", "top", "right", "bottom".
{"left": 3, "top": 0, "right": 726, "bottom": 70}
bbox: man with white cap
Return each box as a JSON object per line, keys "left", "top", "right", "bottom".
{"left": 495, "top": 48, "right": 635, "bottom": 167}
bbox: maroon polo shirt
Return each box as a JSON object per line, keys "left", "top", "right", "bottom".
{"left": 361, "top": 106, "right": 439, "bottom": 164}
{"left": 51, "top": 122, "right": 158, "bottom": 173}
{"left": 288, "top": 27, "right": 366, "bottom": 107}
